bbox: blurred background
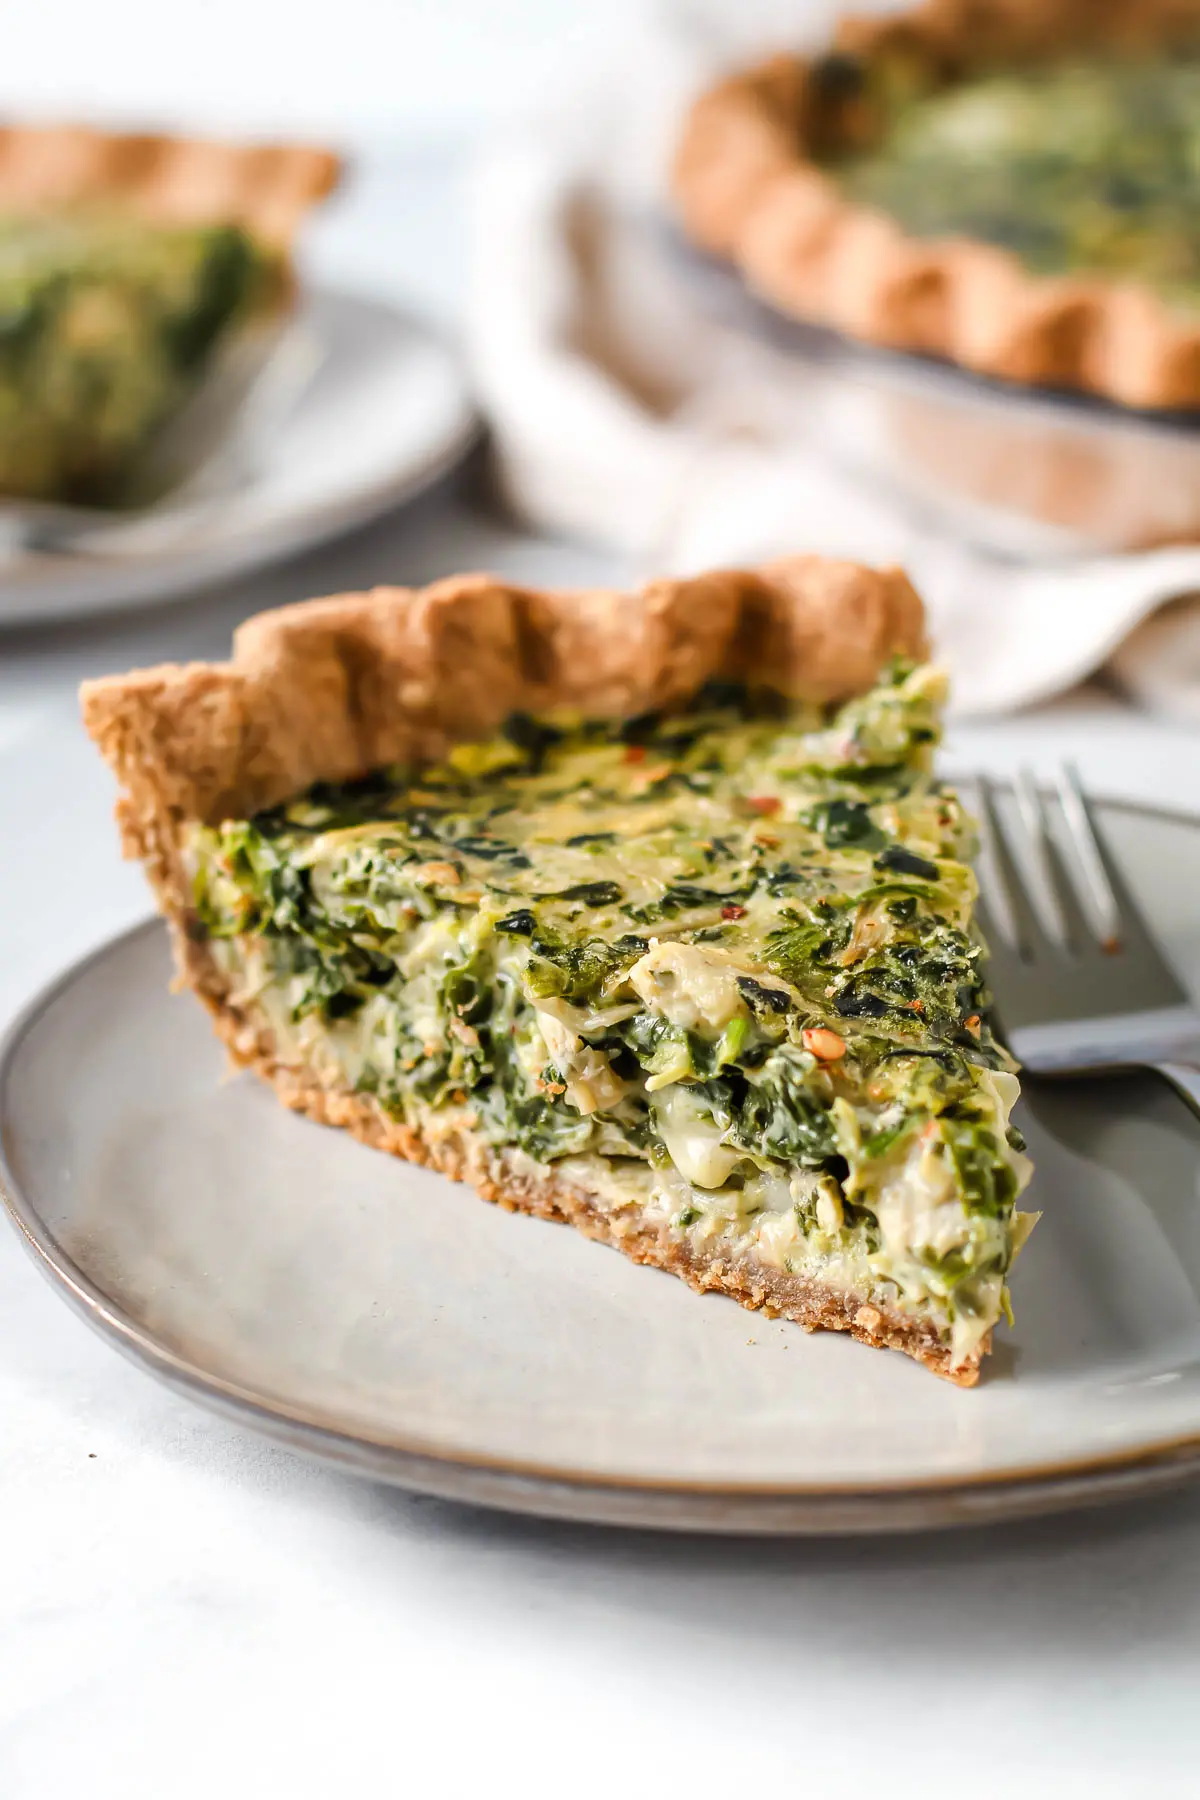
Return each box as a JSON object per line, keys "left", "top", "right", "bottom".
{"left": 0, "top": 0, "right": 1194, "bottom": 706}
{"left": 0, "top": 0, "right": 653, "bottom": 141}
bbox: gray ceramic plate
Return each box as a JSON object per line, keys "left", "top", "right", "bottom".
{"left": 3, "top": 797, "right": 1200, "bottom": 1534}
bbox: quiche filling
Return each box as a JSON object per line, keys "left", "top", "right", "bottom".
{"left": 188, "top": 662, "right": 1034, "bottom": 1369}
{"left": 819, "top": 51, "right": 1200, "bottom": 310}
{"left": 0, "top": 213, "right": 281, "bottom": 504}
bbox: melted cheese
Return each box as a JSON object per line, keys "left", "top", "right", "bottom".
{"left": 629, "top": 941, "right": 756, "bottom": 1033}
{"left": 652, "top": 1086, "right": 743, "bottom": 1190}
{"left": 533, "top": 1008, "right": 627, "bottom": 1116}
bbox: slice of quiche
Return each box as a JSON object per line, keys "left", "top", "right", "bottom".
{"left": 81, "top": 557, "right": 1035, "bottom": 1384}
{"left": 0, "top": 215, "right": 284, "bottom": 506}
{"left": 0, "top": 125, "right": 339, "bottom": 505}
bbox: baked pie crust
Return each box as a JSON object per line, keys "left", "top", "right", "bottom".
{"left": 673, "top": 0, "right": 1200, "bottom": 410}
{"left": 0, "top": 122, "right": 340, "bottom": 246}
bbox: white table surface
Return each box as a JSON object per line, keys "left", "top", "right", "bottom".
{"left": 3, "top": 151, "right": 1200, "bottom": 1799}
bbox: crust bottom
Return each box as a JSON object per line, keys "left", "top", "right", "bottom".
{"left": 184, "top": 938, "right": 982, "bottom": 1389}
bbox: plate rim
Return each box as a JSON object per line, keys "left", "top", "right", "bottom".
{"left": 0, "top": 283, "right": 481, "bottom": 630}
{"left": 4, "top": 790, "right": 1200, "bottom": 1534}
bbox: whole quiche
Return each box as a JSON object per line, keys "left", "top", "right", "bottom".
{"left": 673, "top": 0, "right": 1200, "bottom": 410}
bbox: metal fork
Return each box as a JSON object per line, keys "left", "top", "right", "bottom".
{"left": 974, "top": 765, "right": 1200, "bottom": 1119}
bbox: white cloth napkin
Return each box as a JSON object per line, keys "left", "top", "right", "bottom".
{"left": 466, "top": 0, "right": 1200, "bottom": 719}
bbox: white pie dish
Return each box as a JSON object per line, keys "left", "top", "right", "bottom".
{"left": 670, "top": 236, "right": 1200, "bottom": 560}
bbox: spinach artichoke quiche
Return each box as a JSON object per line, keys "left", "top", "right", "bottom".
{"left": 0, "top": 125, "right": 339, "bottom": 504}
{"left": 674, "top": 0, "right": 1200, "bottom": 410}
{"left": 81, "top": 557, "right": 1036, "bottom": 1385}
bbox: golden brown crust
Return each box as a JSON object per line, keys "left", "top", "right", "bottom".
{"left": 0, "top": 122, "right": 341, "bottom": 245}
{"left": 672, "top": 0, "right": 1200, "bottom": 410}
{"left": 80, "top": 555, "right": 926, "bottom": 829}
{"left": 80, "top": 554, "right": 964, "bottom": 1381}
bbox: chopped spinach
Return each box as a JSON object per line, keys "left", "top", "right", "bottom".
{"left": 737, "top": 975, "right": 792, "bottom": 1017}
{"left": 807, "top": 798, "right": 886, "bottom": 850}
{"left": 874, "top": 846, "right": 940, "bottom": 881}
{"left": 495, "top": 909, "right": 538, "bottom": 937}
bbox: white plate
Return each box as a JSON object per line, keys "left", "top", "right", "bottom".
{"left": 4, "top": 797, "right": 1200, "bottom": 1534}
{"left": 0, "top": 286, "right": 477, "bottom": 628}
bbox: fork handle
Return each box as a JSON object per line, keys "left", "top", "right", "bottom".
{"left": 1156, "top": 1062, "right": 1200, "bottom": 1121}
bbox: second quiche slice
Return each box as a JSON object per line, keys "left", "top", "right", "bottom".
{"left": 0, "top": 125, "right": 339, "bottom": 505}
{"left": 82, "top": 557, "right": 1035, "bottom": 1384}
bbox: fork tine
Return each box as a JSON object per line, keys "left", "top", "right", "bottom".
{"left": 1054, "top": 765, "right": 1188, "bottom": 1007}
{"left": 1056, "top": 763, "right": 1182, "bottom": 974}
{"left": 971, "top": 782, "right": 1017, "bottom": 948}
{"left": 1055, "top": 764, "right": 1122, "bottom": 948}
{"left": 975, "top": 775, "right": 1049, "bottom": 962}
{"left": 1013, "top": 767, "right": 1070, "bottom": 947}
{"left": 971, "top": 887, "right": 1006, "bottom": 1006}
{"left": 971, "top": 888, "right": 1008, "bottom": 970}
{"left": 1015, "top": 767, "right": 1100, "bottom": 955}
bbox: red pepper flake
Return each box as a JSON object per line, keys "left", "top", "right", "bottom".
{"left": 746, "top": 794, "right": 781, "bottom": 816}
{"left": 907, "top": 999, "right": 925, "bottom": 1013}
{"left": 721, "top": 904, "right": 747, "bottom": 921}
{"left": 623, "top": 744, "right": 646, "bottom": 764}
{"left": 755, "top": 832, "right": 780, "bottom": 850}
